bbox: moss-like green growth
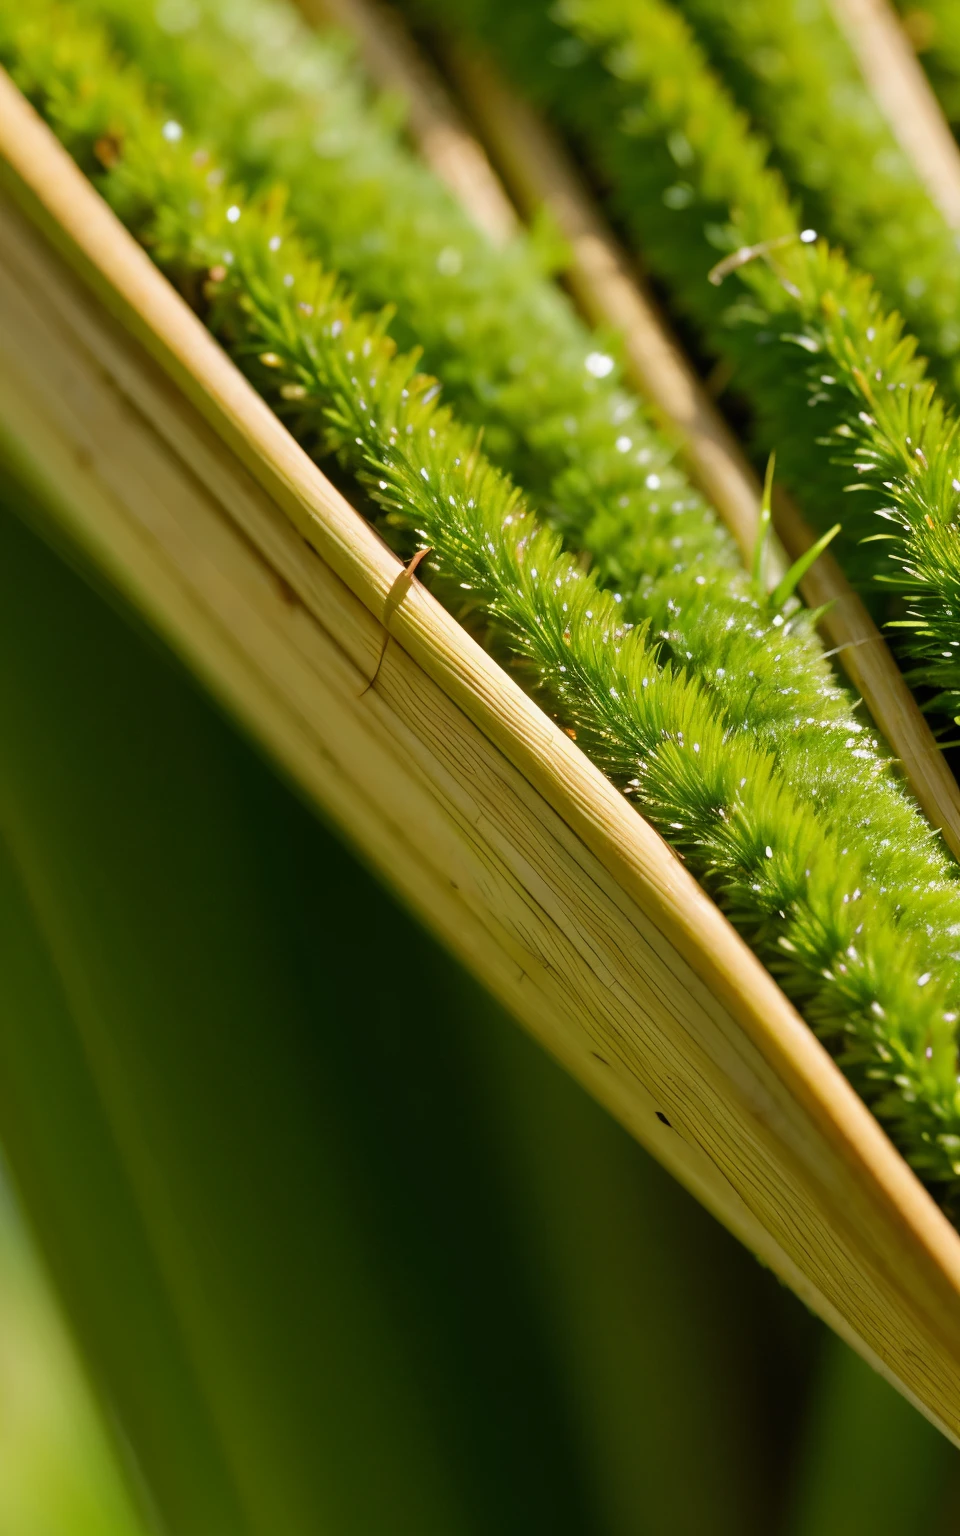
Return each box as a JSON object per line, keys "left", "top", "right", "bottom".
{"left": 675, "top": 0, "right": 960, "bottom": 402}
{"left": 9, "top": 0, "right": 960, "bottom": 1194}
{"left": 67, "top": 0, "right": 960, "bottom": 917}
{"left": 407, "top": 0, "right": 960, "bottom": 720}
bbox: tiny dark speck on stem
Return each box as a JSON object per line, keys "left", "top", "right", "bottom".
{"left": 656, "top": 1111, "right": 671, "bottom": 1127}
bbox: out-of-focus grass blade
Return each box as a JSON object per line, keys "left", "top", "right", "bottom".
{"left": 0, "top": 831, "right": 247, "bottom": 1535}
{"left": 0, "top": 1172, "right": 152, "bottom": 1536}
{"left": 788, "top": 1334, "right": 954, "bottom": 1535}
{"left": 0, "top": 480, "right": 599, "bottom": 1534}
{"left": 468, "top": 1013, "right": 817, "bottom": 1536}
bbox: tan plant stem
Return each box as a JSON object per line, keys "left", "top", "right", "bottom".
{"left": 828, "top": 0, "right": 960, "bottom": 229}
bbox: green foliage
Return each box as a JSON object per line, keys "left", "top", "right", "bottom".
{"left": 69, "top": 0, "right": 960, "bottom": 908}
{"left": 675, "top": 0, "right": 960, "bottom": 399}
{"left": 9, "top": 2, "right": 960, "bottom": 1193}
{"left": 83, "top": 0, "right": 731, "bottom": 589}
{"left": 412, "top": 0, "right": 960, "bottom": 717}
{"left": 68, "top": 0, "right": 960, "bottom": 1055}
{"left": 74, "top": 0, "right": 741, "bottom": 586}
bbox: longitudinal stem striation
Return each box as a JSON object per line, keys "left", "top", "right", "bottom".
{"left": 8, "top": 1, "right": 960, "bottom": 1193}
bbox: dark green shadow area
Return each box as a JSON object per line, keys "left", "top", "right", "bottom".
{"left": 787, "top": 1333, "right": 956, "bottom": 1536}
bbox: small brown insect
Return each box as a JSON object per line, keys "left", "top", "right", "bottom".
{"left": 360, "top": 546, "right": 433, "bottom": 698}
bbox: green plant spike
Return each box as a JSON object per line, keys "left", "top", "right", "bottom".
{"left": 770, "top": 524, "right": 842, "bottom": 615}
{"left": 672, "top": 0, "right": 960, "bottom": 408}
{"left": 9, "top": 2, "right": 960, "bottom": 1198}
{"left": 62, "top": 0, "right": 960, "bottom": 979}
{"left": 400, "top": 0, "right": 960, "bottom": 722}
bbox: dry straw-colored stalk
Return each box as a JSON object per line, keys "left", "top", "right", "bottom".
{"left": 828, "top": 0, "right": 960, "bottom": 229}
{"left": 298, "top": 0, "right": 960, "bottom": 866}
{"left": 6, "top": 39, "right": 960, "bottom": 1442}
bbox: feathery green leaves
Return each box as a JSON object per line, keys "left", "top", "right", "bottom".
{"left": 410, "top": 0, "right": 960, "bottom": 716}
{"left": 66, "top": 0, "right": 960, "bottom": 922}
{"left": 675, "top": 0, "right": 960, "bottom": 401}
{"left": 9, "top": 1, "right": 960, "bottom": 1192}
{"left": 73, "top": 0, "right": 737, "bottom": 588}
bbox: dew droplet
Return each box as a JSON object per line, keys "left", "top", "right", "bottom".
{"left": 585, "top": 352, "right": 615, "bottom": 378}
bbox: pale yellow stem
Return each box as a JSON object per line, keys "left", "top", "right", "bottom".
{"left": 828, "top": 0, "right": 960, "bottom": 230}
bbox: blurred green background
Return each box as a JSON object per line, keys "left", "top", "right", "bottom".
{"left": 0, "top": 472, "right": 958, "bottom": 1532}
